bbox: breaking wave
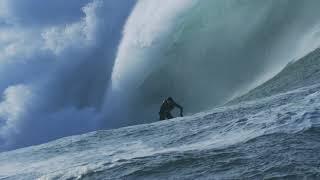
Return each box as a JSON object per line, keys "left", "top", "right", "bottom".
{"left": 108, "top": 0, "right": 320, "bottom": 122}
{"left": 1, "top": 0, "right": 320, "bottom": 151}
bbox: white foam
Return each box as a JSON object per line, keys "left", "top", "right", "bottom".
{"left": 111, "top": 0, "right": 196, "bottom": 90}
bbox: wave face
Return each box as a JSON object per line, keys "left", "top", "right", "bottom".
{"left": 231, "top": 48, "right": 320, "bottom": 103}
{"left": 110, "top": 0, "right": 320, "bottom": 123}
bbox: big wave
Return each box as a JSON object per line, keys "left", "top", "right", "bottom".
{"left": 1, "top": 0, "right": 320, "bottom": 151}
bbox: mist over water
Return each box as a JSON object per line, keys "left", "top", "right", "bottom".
{"left": 1, "top": 0, "right": 320, "bottom": 151}
{"left": 0, "top": 0, "right": 135, "bottom": 151}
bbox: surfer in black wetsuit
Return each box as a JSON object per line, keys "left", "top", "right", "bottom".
{"left": 159, "top": 97, "right": 183, "bottom": 120}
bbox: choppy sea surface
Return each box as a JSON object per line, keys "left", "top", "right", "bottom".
{"left": 0, "top": 82, "right": 320, "bottom": 179}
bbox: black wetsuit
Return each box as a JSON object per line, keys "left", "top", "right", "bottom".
{"left": 159, "top": 98, "right": 183, "bottom": 120}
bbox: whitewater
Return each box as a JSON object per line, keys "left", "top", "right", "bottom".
{"left": 1, "top": 48, "right": 320, "bottom": 179}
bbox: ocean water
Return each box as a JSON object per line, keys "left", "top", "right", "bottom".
{"left": 1, "top": 49, "right": 320, "bottom": 179}
{"left": 1, "top": 1, "right": 320, "bottom": 179}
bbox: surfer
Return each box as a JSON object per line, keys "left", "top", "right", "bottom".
{"left": 159, "top": 97, "right": 183, "bottom": 120}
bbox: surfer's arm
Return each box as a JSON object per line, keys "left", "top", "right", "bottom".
{"left": 173, "top": 102, "right": 183, "bottom": 117}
